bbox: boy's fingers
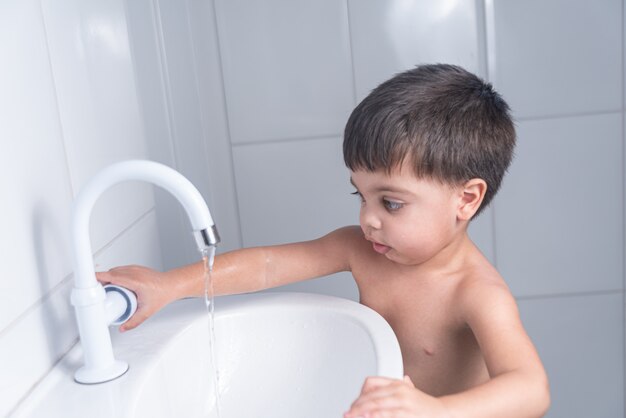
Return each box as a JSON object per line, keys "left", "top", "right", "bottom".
{"left": 95, "top": 271, "right": 111, "bottom": 284}
{"left": 96, "top": 270, "right": 130, "bottom": 288}
{"left": 119, "top": 309, "right": 148, "bottom": 332}
{"left": 347, "top": 396, "right": 404, "bottom": 418}
{"left": 362, "top": 376, "right": 396, "bottom": 393}
{"left": 350, "top": 385, "right": 404, "bottom": 411}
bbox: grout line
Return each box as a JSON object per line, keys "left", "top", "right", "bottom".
{"left": 345, "top": 0, "right": 359, "bottom": 107}
{"left": 211, "top": 0, "right": 245, "bottom": 248}
{"left": 515, "top": 288, "right": 624, "bottom": 302}
{"left": 38, "top": 0, "right": 77, "bottom": 200}
{"left": 184, "top": 0, "right": 212, "bottom": 192}
{"left": 91, "top": 208, "right": 156, "bottom": 257}
{"left": 231, "top": 133, "right": 342, "bottom": 148}
{"left": 6, "top": 337, "right": 80, "bottom": 417}
{"left": 620, "top": 2, "right": 626, "bottom": 417}
{"left": 0, "top": 274, "right": 73, "bottom": 340}
{"left": 0, "top": 208, "right": 156, "bottom": 339}
{"left": 483, "top": 0, "right": 497, "bottom": 85}
{"left": 151, "top": 0, "right": 196, "bottom": 264}
{"left": 515, "top": 108, "right": 622, "bottom": 123}
{"left": 152, "top": 0, "right": 180, "bottom": 170}
{"left": 479, "top": 0, "right": 499, "bottom": 268}
{"left": 474, "top": 0, "right": 489, "bottom": 80}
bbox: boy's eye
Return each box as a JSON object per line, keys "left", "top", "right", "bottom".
{"left": 383, "top": 199, "right": 403, "bottom": 211}
{"left": 351, "top": 190, "right": 364, "bottom": 202}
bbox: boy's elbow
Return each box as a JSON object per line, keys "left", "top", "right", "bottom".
{"left": 540, "top": 381, "right": 551, "bottom": 417}
{"left": 534, "top": 371, "right": 551, "bottom": 417}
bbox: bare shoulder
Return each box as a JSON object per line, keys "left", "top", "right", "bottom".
{"left": 323, "top": 225, "right": 383, "bottom": 263}
{"left": 314, "top": 225, "right": 365, "bottom": 253}
{"left": 321, "top": 225, "right": 364, "bottom": 242}
{"left": 453, "top": 257, "right": 518, "bottom": 325}
{"left": 306, "top": 225, "right": 366, "bottom": 271}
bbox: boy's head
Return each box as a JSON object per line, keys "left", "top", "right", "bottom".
{"left": 343, "top": 64, "right": 515, "bottom": 218}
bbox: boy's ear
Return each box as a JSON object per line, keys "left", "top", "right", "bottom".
{"left": 457, "top": 178, "right": 487, "bottom": 221}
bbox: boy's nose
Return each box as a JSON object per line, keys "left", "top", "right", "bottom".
{"left": 360, "top": 207, "right": 382, "bottom": 230}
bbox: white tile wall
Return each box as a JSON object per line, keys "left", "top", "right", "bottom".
{"left": 41, "top": 0, "right": 155, "bottom": 253}
{"left": 215, "top": 0, "right": 355, "bottom": 144}
{"left": 495, "top": 113, "right": 624, "bottom": 297}
{"left": 1, "top": 1, "right": 164, "bottom": 414}
{"left": 348, "top": 0, "right": 483, "bottom": 101}
{"left": 232, "top": 136, "right": 360, "bottom": 300}
{"left": 232, "top": 137, "right": 358, "bottom": 247}
{"left": 491, "top": 0, "right": 622, "bottom": 119}
{"left": 0, "top": 0, "right": 74, "bottom": 333}
{"left": 519, "top": 293, "right": 624, "bottom": 417}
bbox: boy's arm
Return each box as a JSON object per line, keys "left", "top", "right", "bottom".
{"left": 438, "top": 281, "right": 550, "bottom": 417}
{"left": 97, "top": 226, "right": 360, "bottom": 331}
{"left": 345, "top": 280, "right": 550, "bottom": 418}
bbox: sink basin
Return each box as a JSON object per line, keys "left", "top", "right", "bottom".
{"left": 13, "top": 292, "right": 403, "bottom": 418}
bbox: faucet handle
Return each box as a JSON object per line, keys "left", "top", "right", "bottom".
{"left": 103, "top": 285, "right": 138, "bottom": 326}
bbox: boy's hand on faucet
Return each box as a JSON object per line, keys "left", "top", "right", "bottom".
{"left": 96, "top": 266, "right": 175, "bottom": 332}
{"left": 344, "top": 375, "right": 451, "bottom": 418}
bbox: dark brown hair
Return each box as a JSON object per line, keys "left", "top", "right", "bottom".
{"left": 343, "top": 64, "right": 515, "bottom": 218}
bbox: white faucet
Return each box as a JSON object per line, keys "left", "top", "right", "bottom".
{"left": 70, "top": 160, "right": 219, "bottom": 384}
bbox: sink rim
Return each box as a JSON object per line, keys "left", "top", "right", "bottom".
{"left": 13, "top": 292, "right": 404, "bottom": 418}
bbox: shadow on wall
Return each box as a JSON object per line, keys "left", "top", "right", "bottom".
{"left": 32, "top": 203, "right": 77, "bottom": 374}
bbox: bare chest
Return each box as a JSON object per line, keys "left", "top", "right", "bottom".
{"left": 359, "top": 283, "right": 489, "bottom": 396}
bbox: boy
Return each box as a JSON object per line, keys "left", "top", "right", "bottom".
{"left": 98, "top": 64, "right": 550, "bottom": 417}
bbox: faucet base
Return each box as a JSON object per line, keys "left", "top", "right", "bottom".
{"left": 74, "top": 360, "right": 129, "bottom": 385}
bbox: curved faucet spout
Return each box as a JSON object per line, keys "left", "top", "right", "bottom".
{"left": 72, "top": 160, "right": 219, "bottom": 290}
{"left": 70, "top": 160, "right": 219, "bottom": 384}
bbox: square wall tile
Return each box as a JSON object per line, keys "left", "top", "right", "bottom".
{"left": 0, "top": 0, "right": 74, "bottom": 331}
{"left": 348, "top": 0, "right": 482, "bottom": 102}
{"left": 518, "top": 293, "right": 624, "bottom": 417}
{"left": 94, "top": 210, "right": 163, "bottom": 272}
{"left": 495, "top": 113, "right": 623, "bottom": 297}
{"left": 233, "top": 137, "right": 358, "bottom": 247}
{"left": 492, "top": 0, "right": 622, "bottom": 119}
{"left": 41, "top": 0, "right": 155, "bottom": 253}
{"left": 215, "top": 0, "right": 354, "bottom": 143}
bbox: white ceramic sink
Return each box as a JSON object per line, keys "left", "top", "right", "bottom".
{"left": 13, "top": 292, "right": 403, "bottom": 418}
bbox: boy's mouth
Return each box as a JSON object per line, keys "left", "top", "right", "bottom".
{"left": 371, "top": 241, "right": 391, "bottom": 255}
